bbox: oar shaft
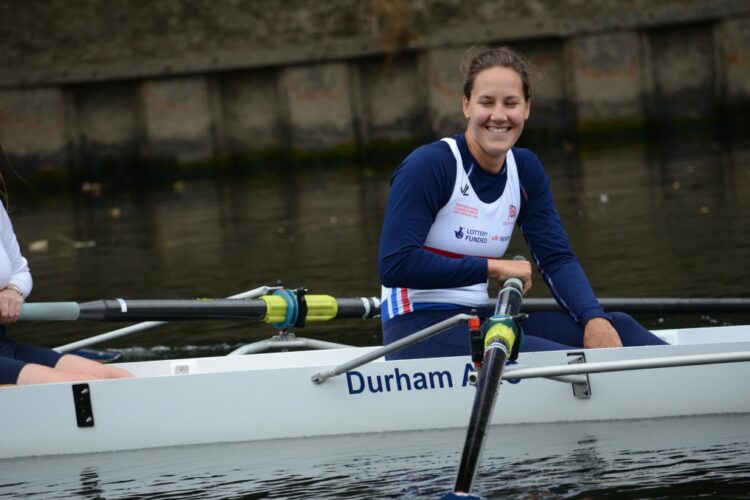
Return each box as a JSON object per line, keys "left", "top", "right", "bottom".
{"left": 77, "top": 299, "right": 268, "bottom": 321}
{"left": 453, "top": 273, "right": 524, "bottom": 495}
{"left": 22, "top": 296, "right": 381, "bottom": 323}
{"left": 55, "top": 285, "right": 279, "bottom": 353}
{"left": 454, "top": 343, "right": 508, "bottom": 493}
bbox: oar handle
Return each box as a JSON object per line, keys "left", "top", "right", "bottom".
{"left": 20, "top": 302, "right": 81, "bottom": 321}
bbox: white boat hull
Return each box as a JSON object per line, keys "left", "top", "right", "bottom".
{"left": 3, "top": 324, "right": 750, "bottom": 460}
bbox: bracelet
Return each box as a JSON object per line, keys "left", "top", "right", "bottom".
{"left": 4, "top": 284, "right": 24, "bottom": 298}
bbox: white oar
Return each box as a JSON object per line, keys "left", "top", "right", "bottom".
{"left": 54, "top": 285, "right": 281, "bottom": 353}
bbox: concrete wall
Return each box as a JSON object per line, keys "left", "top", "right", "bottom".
{"left": 1, "top": 0, "right": 750, "bottom": 180}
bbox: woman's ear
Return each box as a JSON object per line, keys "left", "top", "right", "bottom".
{"left": 462, "top": 96, "right": 470, "bottom": 120}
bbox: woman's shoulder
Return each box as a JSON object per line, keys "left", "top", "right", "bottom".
{"left": 393, "top": 139, "right": 455, "bottom": 180}
{"left": 404, "top": 139, "right": 453, "bottom": 164}
{"left": 512, "top": 147, "right": 548, "bottom": 180}
{"left": 511, "top": 146, "right": 543, "bottom": 166}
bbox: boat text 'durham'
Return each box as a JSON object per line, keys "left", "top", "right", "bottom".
{"left": 346, "top": 363, "right": 477, "bottom": 394}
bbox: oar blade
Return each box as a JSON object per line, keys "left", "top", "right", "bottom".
{"left": 440, "top": 493, "right": 483, "bottom": 500}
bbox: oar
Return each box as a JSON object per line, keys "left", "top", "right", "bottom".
{"left": 43, "top": 289, "right": 380, "bottom": 353}
{"left": 444, "top": 272, "right": 525, "bottom": 500}
{"left": 53, "top": 285, "right": 281, "bottom": 353}
{"left": 23, "top": 296, "right": 380, "bottom": 323}
{"left": 518, "top": 297, "right": 750, "bottom": 313}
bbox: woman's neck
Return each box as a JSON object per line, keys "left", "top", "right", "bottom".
{"left": 464, "top": 132, "right": 506, "bottom": 174}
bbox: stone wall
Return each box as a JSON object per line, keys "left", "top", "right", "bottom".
{"left": 1, "top": 0, "right": 750, "bottom": 180}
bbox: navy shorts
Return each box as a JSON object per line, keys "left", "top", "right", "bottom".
{"left": 0, "top": 326, "right": 64, "bottom": 384}
{"left": 382, "top": 308, "right": 668, "bottom": 360}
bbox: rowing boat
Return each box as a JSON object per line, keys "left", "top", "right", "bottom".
{"left": 2, "top": 312, "right": 749, "bottom": 460}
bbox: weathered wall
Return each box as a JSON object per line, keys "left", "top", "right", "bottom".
{"left": 1, "top": 0, "right": 750, "bottom": 180}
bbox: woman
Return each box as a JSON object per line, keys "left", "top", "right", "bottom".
{"left": 378, "top": 46, "right": 666, "bottom": 360}
{"left": 0, "top": 184, "right": 133, "bottom": 384}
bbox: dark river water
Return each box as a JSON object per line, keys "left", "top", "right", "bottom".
{"left": 3, "top": 140, "right": 750, "bottom": 498}
{"left": 9, "top": 140, "right": 750, "bottom": 351}
{"left": 3, "top": 415, "right": 750, "bottom": 499}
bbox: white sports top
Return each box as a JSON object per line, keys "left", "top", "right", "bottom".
{"left": 0, "top": 204, "right": 32, "bottom": 297}
{"left": 381, "top": 137, "right": 520, "bottom": 319}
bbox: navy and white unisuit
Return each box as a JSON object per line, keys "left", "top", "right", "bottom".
{"left": 377, "top": 134, "right": 670, "bottom": 359}
{"left": 378, "top": 133, "right": 610, "bottom": 325}
{"left": 381, "top": 137, "right": 520, "bottom": 319}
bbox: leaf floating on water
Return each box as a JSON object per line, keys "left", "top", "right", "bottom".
{"left": 56, "top": 234, "right": 96, "bottom": 249}
{"left": 28, "top": 239, "right": 49, "bottom": 252}
{"left": 599, "top": 193, "right": 609, "bottom": 204}
{"left": 173, "top": 180, "right": 187, "bottom": 192}
{"left": 109, "top": 207, "right": 122, "bottom": 218}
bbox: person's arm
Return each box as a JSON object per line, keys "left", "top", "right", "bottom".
{"left": 0, "top": 205, "right": 31, "bottom": 324}
{"left": 516, "top": 150, "right": 620, "bottom": 347}
{"left": 378, "top": 143, "right": 487, "bottom": 289}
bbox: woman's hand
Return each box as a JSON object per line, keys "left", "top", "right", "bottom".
{"left": 583, "top": 317, "right": 623, "bottom": 348}
{"left": 0, "top": 287, "right": 24, "bottom": 324}
{"left": 487, "top": 258, "right": 532, "bottom": 294}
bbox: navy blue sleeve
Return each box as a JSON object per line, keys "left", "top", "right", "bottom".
{"left": 378, "top": 142, "right": 488, "bottom": 289}
{"left": 515, "top": 149, "right": 611, "bottom": 324}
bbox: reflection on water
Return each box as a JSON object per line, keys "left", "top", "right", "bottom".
{"left": 2, "top": 415, "right": 749, "bottom": 498}
{"left": 8, "top": 140, "right": 750, "bottom": 353}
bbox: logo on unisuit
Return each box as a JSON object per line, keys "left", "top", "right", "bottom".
{"left": 455, "top": 226, "right": 489, "bottom": 243}
{"left": 461, "top": 184, "right": 470, "bottom": 196}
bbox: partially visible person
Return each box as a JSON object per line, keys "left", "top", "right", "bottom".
{"left": 0, "top": 145, "right": 133, "bottom": 385}
{"left": 378, "top": 46, "right": 667, "bottom": 360}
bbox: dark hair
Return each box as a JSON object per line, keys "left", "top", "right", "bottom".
{"left": 0, "top": 140, "right": 9, "bottom": 209}
{"left": 461, "top": 46, "right": 532, "bottom": 101}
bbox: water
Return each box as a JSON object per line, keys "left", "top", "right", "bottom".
{"left": 3, "top": 142, "right": 750, "bottom": 497}
{"left": 9, "top": 142, "right": 750, "bottom": 352}
{"left": 3, "top": 415, "right": 750, "bottom": 498}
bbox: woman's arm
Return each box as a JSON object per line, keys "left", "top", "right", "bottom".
{"left": 0, "top": 205, "right": 32, "bottom": 323}
{"left": 516, "top": 149, "right": 610, "bottom": 325}
{"left": 378, "top": 142, "right": 487, "bottom": 289}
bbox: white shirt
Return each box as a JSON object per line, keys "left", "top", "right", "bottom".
{"left": 0, "top": 204, "right": 32, "bottom": 297}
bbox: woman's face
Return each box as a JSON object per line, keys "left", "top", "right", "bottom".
{"left": 463, "top": 66, "right": 531, "bottom": 172}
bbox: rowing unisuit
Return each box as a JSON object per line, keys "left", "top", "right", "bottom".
{"left": 381, "top": 137, "right": 520, "bottom": 319}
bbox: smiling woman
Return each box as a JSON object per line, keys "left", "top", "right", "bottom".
{"left": 377, "top": 46, "right": 668, "bottom": 360}
{"left": 462, "top": 60, "right": 531, "bottom": 174}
